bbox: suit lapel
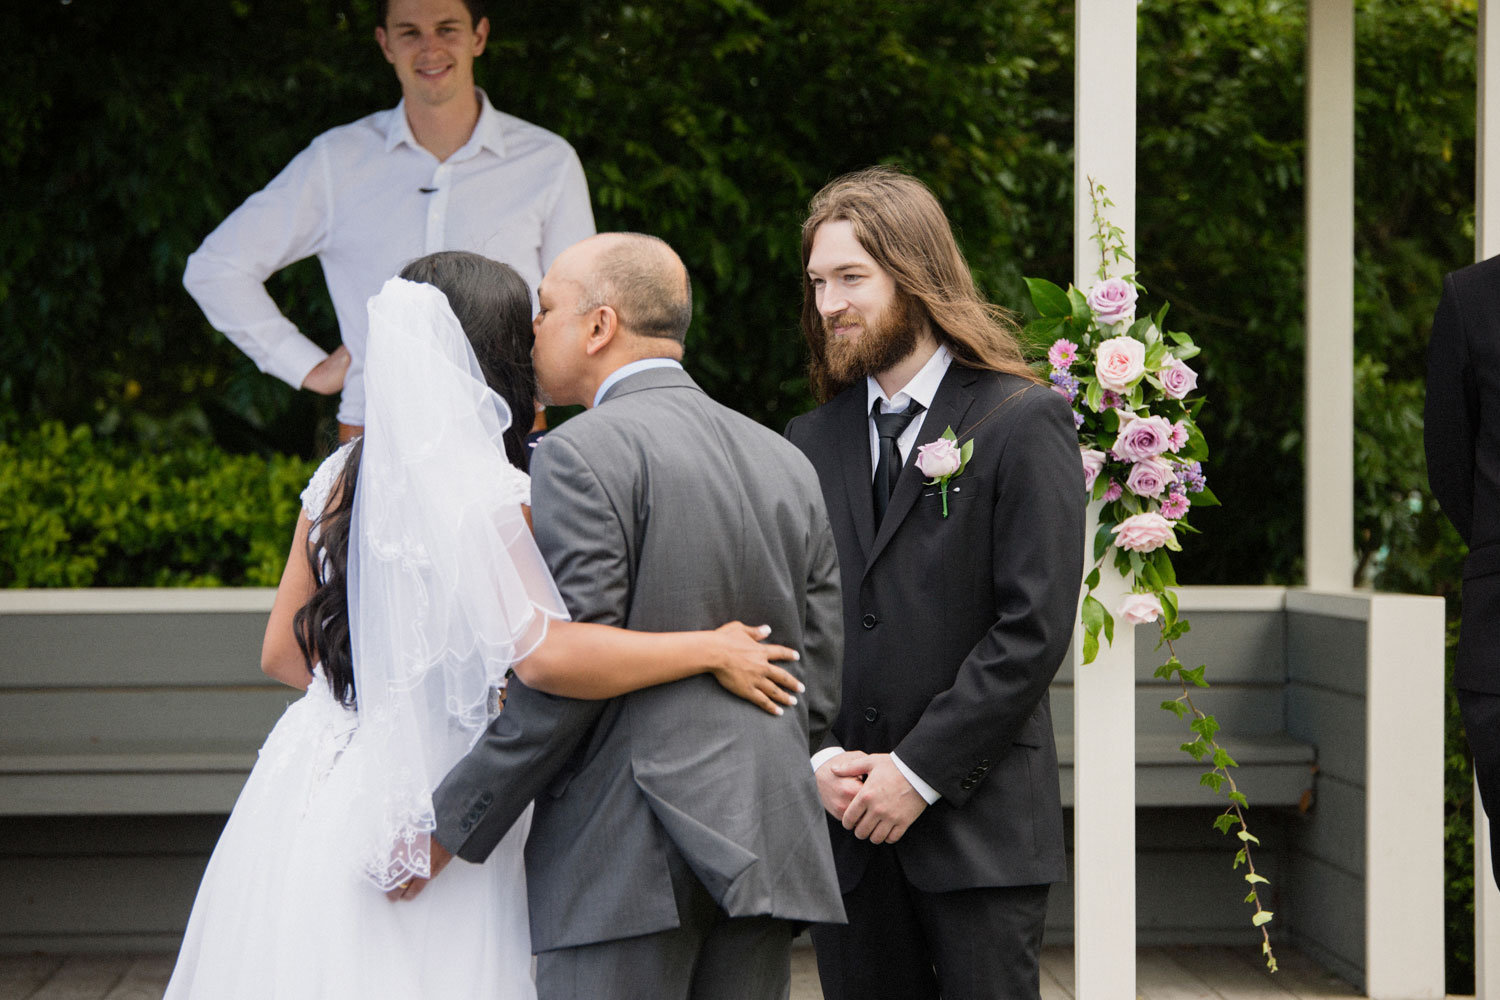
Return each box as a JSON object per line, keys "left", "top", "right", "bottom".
{"left": 865, "top": 365, "right": 978, "bottom": 574}
{"left": 833, "top": 388, "right": 877, "bottom": 559}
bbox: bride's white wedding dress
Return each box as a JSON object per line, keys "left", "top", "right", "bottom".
{"left": 165, "top": 278, "right": 567, "bottom": 1000}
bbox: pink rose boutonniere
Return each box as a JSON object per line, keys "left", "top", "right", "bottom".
{"left": 915, "top": 427, "right": 973, "bottom": 518}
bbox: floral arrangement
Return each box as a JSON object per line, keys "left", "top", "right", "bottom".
{"left": 1023, "top": 180, "right": 1276, "bottom": 971}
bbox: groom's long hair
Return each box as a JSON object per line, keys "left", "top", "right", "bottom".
{"left": 293, "top": 252, "right": 536, "bottom": 708}
{"left": 799, "top": 166, "right": 1039, "bottom": 403}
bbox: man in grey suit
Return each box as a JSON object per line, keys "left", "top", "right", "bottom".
{"left": 412, "top": 233, "right": 845, "bottom": 998}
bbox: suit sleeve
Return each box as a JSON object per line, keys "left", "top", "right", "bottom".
{"left": 431, "top": 431, "right": 625, "bottom": 861}
{"left": 801, "top": 486, "right": 843, "bottom": 755}
{"left": 893, "top": 387, "right": 1085, "bottom": 807}
{"left": 1425, "top": 271, "right": 1478, "bottom": 545}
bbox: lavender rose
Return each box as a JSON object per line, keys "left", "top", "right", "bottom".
{"left": 1159, "top": 358, "right": 1199, "bottom": 400}
{"left": 1125, "top": 456, "right": 1176, "bottom": 499}
{"left": 1112, "top": 413, "right": 1174, "bottom": 462}
{"left": 1116, "top": 592, "right": 1164, "bottom": 625}
{"left": 916, "top": 438, "right": 962, "bottom": 479}
{"left": 1086, "top": 277, "right": 1138, "bottom": 327}
{"left": 1112, "top": 512, "right": 1177, "bottom": 552}
{"left": 1094, "top": 336, "right": 1146, "bottom": 392}
{"left": 1081, "top": 447, "right": 1107, "bottom": 490}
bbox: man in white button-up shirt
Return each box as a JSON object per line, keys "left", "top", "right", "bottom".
{"left": 183, "top": 0, "right": 594, "bottom": 441}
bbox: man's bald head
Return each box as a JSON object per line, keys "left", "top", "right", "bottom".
{"left": 571, "top": 233, "right": 693, "bottom": 345}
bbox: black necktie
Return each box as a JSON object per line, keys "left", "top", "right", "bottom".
{"left": 872, "top": 399, "right": 924, "bottom": 526}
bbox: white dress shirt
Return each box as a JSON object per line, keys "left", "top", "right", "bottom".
{"left": 811, "top": 344, "right": 953, "bottom": 805}
{"left": 183, "top": 89, "right": 595, "bottom": 425}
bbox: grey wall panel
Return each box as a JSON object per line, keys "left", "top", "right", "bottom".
{"left": 1286, "top": 614, "right": 1368, "bottom": 697}
{"left": 1284, "top": 848, "right": 1365, "bottom": 991}
{"left": 0, "top": 613, "right": 273, "bottom": 688}
{"left": 1049, "top": 684, "right": 1291, "bottom": 738}
{"left": 1285, "top": 685, "right": 1365, "bottom": 786}
{"left": 0, "top": 689, "right": 294, "bottom": 748}
{"left": 1286, "top": 773, "right": 1364, "bottom": 878}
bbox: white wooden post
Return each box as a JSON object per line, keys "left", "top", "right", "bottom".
{"left": 1476, "top": 1, "right": 1500, "bottom": 993}
{"left": 1073, "top": 2, "right": 1137, "bottom": 997}
{"left": 1304, "top": 0, "right": 1356, "bottom": 590}
{"left": 1365, "top": 595, "right": 1446, "bottom": 998}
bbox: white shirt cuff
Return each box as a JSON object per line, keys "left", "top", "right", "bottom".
{"left": 810, "top": 746, "right": 844, "bottom": 773}
{"left": 891, "top": 752, "right": 942, "bottom": 805}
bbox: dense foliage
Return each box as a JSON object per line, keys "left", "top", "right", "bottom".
{"left": 0, "top": 423, "right": 314, "bottom": 588}
{"left": 2, "top": 0, "right": 1482, "bottom": 988}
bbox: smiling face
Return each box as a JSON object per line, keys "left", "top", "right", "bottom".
{"left": 806, "top": 219, "right": 924, "bottom": 388}
{"left": 375, "top": 0, "right": 489, "bottom": 110}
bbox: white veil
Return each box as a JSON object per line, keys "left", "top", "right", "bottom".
{"left": 336, "top": 276, "right": 567, "bottom": 891}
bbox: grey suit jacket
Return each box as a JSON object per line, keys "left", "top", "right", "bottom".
{"left": 432, "top": 366, "right": 846, "bottom": 951}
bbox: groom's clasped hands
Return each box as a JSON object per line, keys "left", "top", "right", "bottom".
{"left": 816, "top": 750, "right": 929, "bottom": 845}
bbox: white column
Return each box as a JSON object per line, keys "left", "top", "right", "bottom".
{"left": 1364, "top": 595, "right": 1445, "bottom": 998}
{"left": 1303, "top": 0, "right": 1355, "bottom": 589}
{"left": 1073, "top": 2, "right": 1137, "bottom": 997}
{"left": 1476, "top": 2, "right": 1500, "bottom": 994}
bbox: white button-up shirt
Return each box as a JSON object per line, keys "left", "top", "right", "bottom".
{"left": 183, "top": 89, "right": 595, "bottom": 425}
{"left": 811, "top": 343, "right": 954, "bottom": 805}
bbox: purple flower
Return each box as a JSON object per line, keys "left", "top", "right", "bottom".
{"left": 1102, "top": 480, "right": 1123, "bottom": 502}
{"left": 1178, "top": 461, "right": 1207, "bottom": 493}
{"left": 1050, "top": 371, "right": 1080, "bottom": 403}
{"left": 1094, "top": 390, "right": 1125, "bottom": 413}
{"left": 1087, "top": 278, "right": 1139, "bottom": 328}
{"left": 1073, "top": 410, "right": 1085, "bottom": 430}
{"left": 1113, "top": 413, "right": 1174, "bottom": 462}
{"left": 1161, "top": 491, "right": 1190, "bottom": 520}
{"left": 1159, "top": 358, "right": 1199, "bottom": 400}
{"left": 1049, "top": 339, "right": 1080, "bottom": 370}
{"left": 1126, "top": 456, "right": 1177, "bottom": 499}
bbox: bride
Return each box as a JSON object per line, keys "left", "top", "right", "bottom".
{"left": 163, "top": 252, "right": 803, "bottom": 1000}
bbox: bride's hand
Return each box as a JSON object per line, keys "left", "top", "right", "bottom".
{"left": 709, "top": 623, "right": 804, "bottom": 716}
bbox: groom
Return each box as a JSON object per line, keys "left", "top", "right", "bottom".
{"left": 418, "top": 233, "right": 845, "bottom": 998}
{"left": 785, "top": 167, "right": 1084, "bottom": 1000}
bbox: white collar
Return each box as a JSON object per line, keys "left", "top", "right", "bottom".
{"left": 593, "top": 358, "right": 684, "bottom": 408}
{"left": 384, "top": 88, "right": 507, "bottom": 159}
{"left": 866, "top": 343, "right": 952, "bottom": 415}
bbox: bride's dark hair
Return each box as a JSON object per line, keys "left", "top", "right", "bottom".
{"left": 294, "top": 252, "right": 536, "bottom": 707}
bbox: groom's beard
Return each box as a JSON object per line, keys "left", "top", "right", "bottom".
{"left": 822, "top": 291, "right": 927, "bottom": 389}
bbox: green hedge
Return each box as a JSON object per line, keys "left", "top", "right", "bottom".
{"left": 1, "top": 423, "right": 316, "bottom": 588}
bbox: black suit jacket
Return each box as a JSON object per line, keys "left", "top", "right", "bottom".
{"left": 786, "top": 364, "right": 1085, "bottom": 892}
{"left": 1426, "top": 255, "right": 1500, "bottom": 695}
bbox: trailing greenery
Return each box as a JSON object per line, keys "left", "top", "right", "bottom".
{"left": 0, "top": 423, "right": 316, "bottom": 588}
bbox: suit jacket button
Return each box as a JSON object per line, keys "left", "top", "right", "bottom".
{"left": 960, "top": 778, "right": 975, "bottom": 790}
{"left": 864, "top": 707, "right": 878, "bottom": 722}
{"left": 861, "top": 614, "right": 878, "bottom": 629}
{"left": 460, "top": 818, "right": 472, "bottom": 832}
{"left": 480, "top": 791, "right": 494, "bottom": 805}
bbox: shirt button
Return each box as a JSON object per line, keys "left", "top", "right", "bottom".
{"left": 862, "top": 614, "right": 878, "bottom": 629}
{"left": 864, "top": 707, "right": 878, "bottom": 723}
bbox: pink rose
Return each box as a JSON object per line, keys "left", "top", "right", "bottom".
{"left": 1081, "top": 447, "right": 1107, "bottom": 490}
{"left": 1112, "top": 512, "right": 1177, "bottom": 552}
{"left": 1048, "top": 339, "right": 1079, "bottom": 370}
{"left": 1094, "top": 336, "right": 1146, "bottom": 392}
{"left": 916, "top": 438, "right": 962, "bottom": 479}
{"left": 1125, "top": 456, "right": 1177, "bottom": 499}
{"left": 1112, "top": 413, "right": 1174, "bottom": 462}
{"left": 1160, "top": 358, "right": 1199, "bottom": 400}
{"left": 1086, "top": 277, "right": 1138, "bottom": 327}
{"left": 1116, "top": 592, "right": 1164, "bottom": 625}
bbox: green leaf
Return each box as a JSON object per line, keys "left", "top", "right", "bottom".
{"left": 941, "top": 425, "right": 958, "bottom": 442}
{"left": 1200, "top": 771, "right": 1225, "bottom": 791}
{"left": 1194, "top": 486, "right": 1221, "bottom": 508}
{"left": 1181, "top": 740, "right": 1208, "bottom": 762}
{"left": 1213, "top": 813, "right": 1237, "bottom": 835}
{"left": 1244, "top": 890, "right": 1259, "bottom": 903}
{"left": 1160, "top": 699, "right": 1188, "bottom": 718}
{"left": 1228, "top": 791, "right": 1249, "bottom": 808}
{"left": 1101, "top": 605, "right": 1115, "bottom": 646}
{"left": 1067, "top": 285, "right": 1092, "bottom": 328}
{"left": 1084, "top": 567, "right": 1101, "bottom": 590}
{"left": 1093, "top": 519, "right": 1116, "bottom": 562}
{"left": 1191, "top": 714, "right": 1220, "bottom": 740}
{"left": 1025, "top": 277, "right": 1071, "bottom": 318}
{"left": 1212, "top": 747, "right": 1238, "bottom": 769}
{"left": 1234, "top": 847, "right": 1248, "bottom": 867}
{"left": 1082, "top": 628, "right": 1099, "bottom": 665}
{"left": 1237, "top": 830, "right": 1260, "bottom": 845}
{"left": 1252, "top": 911, "right": 1274, "bottom": 927}
{"left": 1244, "top": 873, "right": 1269, "bottom": 885}
{"left": 1085, "top": 380, "right": 1105, "bottom": 413}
